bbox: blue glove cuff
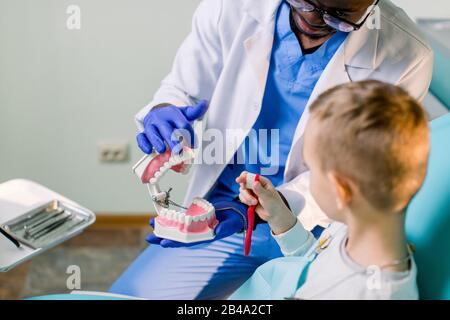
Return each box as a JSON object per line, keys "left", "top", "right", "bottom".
{"left": 213, "top": 200, "right": 249, "bottom": 233}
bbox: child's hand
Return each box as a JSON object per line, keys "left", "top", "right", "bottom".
{"left": 236, "top": 172, "right": 297, "bottom": 235}
{"left": 236, "top": 172, "right": 280, "bottom": 222}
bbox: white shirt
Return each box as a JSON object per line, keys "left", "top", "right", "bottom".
{"left": 273, "top": 222, "right": 419, "bottom": 300}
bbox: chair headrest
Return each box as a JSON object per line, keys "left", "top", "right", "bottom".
{"left": 406, "top": 113, "right": 450, "bottom": 300}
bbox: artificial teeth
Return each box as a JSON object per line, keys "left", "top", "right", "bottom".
{"left": 199, "top": 201, "right": 209, "bottom": 210}
{"left": 150, "top": 178, "right": 157, "bottom": 185}
{"left": 185, "top": 216, "right": 193, "bottom": 225}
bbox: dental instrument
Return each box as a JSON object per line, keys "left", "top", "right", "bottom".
{"left": 0, "top": 226, "right": 21, "bottom": 248}
{"left": 24, "top": 211, "right": 69, "bottom": 239}
{"left": 23, "top": 208, "right": 65, "bottom": 236}
{"left": 28, "top": 213, "right": 72, "bottom": 240}
{"left": 34, "top": 219, "right": 86, "bottom": 247}
{"left": 9, "top": 201, "right": 62, "bottom": 232}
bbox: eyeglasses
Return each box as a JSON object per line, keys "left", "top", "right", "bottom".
{"left": 286, "top": 0, "right": 380, "bottom": 32}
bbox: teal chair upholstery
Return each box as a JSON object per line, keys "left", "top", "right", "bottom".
{"left": 26, "top": 292, "right": 135, "bottom": 300}
{"left": 429, "top": 45, "right": 450, "bottom": 110}
{"left": 406, "top": 113, "right": 450, "bottom": 300}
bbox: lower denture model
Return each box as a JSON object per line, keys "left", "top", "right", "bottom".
{"left": 133, "top": 147, "right": 218, "bottom": 243}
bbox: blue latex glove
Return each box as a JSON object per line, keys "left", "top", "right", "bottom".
{"left": 136, "top": 100, "right": 209, "bottom": 155}
{"left": 146, "top": 200, "right": 249, "bottom": 248}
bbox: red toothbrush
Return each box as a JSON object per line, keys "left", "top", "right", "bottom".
{"left": 244, "top": 173, "right": 260, "bottom": 256}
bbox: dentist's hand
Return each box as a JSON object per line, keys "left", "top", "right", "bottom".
{"left": 146, "top": 200, "right": 248, "bottom": 248}
{"left": 136, "top": 100, "right": 209, "bottom": 155}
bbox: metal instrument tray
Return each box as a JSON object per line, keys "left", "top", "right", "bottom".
{"left": 1, "top": 199, "right": 95, "bottom": 250}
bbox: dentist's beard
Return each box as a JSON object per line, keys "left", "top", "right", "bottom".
{"left": 291, "top": 11, "right": 336, "bottom": 40}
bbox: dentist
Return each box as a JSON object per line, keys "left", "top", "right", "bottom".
{"left": 111, "top": 0, "right": 433, "bottom": 299}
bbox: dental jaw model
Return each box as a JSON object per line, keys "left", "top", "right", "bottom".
{"left": 133, "top": 147, "right": 218, "bottom": 243}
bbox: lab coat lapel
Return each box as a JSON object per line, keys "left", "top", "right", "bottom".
{"left": 243, "top": 0, "right": 281, "bottom": 92}
{"left": 244, "top": 30, "right": 274, "bottom": 92}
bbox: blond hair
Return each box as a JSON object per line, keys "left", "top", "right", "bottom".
{"left": 309, "top": 80, "right": 430, "bottom": 212}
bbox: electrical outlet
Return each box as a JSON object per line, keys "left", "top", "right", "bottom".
{"left": 98, "top": 142, "right": 129, "bottom": 163}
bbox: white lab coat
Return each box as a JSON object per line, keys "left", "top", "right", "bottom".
{"left": 136, "top": 0, "right": 433, "bottom": 230}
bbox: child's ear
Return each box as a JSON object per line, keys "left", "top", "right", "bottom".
{"left": 327, "top": 171, "right": 353, "bottom": 210}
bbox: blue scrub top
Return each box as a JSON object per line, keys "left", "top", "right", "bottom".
{"left": 208, "top": 2, "right": 348, "bottom": 202}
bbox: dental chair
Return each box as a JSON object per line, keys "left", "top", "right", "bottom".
{"left": 406, "top": 113, "right": 450, "bottom": 300}
{"left": 407, "top": 21, "right": 450, "bottom": 300}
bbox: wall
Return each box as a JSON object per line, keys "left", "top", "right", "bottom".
{"left": 392, "top": 0, "right": 450, "bottom": 20}
{"left": 0, "top": 0, "right": 200, "bottom": 213}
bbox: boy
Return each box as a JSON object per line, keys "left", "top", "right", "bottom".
{"left": 234, "top": 80, "right": 430, "bottom": 300}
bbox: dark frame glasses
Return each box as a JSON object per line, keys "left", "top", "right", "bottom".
{"left": 287, "top": 0, "right": 380, "bottom": 32}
